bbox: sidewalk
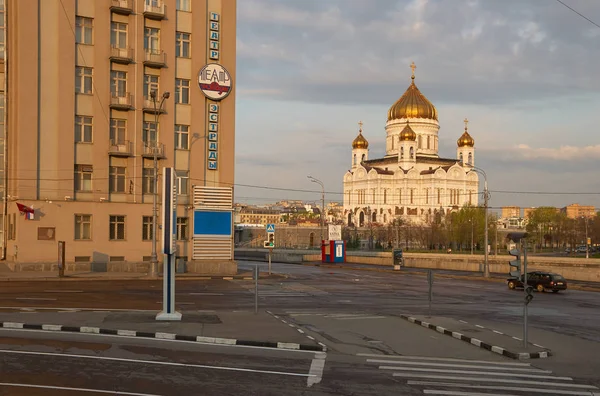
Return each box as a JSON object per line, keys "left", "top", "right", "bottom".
{"left": 0, "top": 309, "right": 323, "bottom": 351}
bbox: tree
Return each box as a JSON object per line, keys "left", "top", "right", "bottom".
{"left": 525, "top": 207, "right": 560, "bottom": 252}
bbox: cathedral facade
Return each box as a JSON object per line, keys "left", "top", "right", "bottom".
{"left": 343, "top": 63, "right": 479, "bottom": 227}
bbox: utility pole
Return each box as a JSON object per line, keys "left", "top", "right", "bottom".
{"left": 483, "top": 179, "right": 490, "bottom": 277}
{"left": 149, "top": 90, "right": 170, "bottom": 278}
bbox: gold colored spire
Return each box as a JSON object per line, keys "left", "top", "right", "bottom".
{"left": 352, "top": 121, "right": 369, "bottom": 149}
{"left": 457, "top": 117, "right": 475, "bottom": 147}
{"left": 399, "top": 121, "right": 417, "bottom": 141}
{"left": 387, "top": 62, "right": 438, "bottom": 121}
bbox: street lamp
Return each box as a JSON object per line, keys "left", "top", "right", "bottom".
{"left": 307, "top": 176, "right": 325, "bottom": 245}
{"left": 149, "top": 90, "right": 170, "bottom": 278}
{"left": 468, "top": 164, "right": 490, "bottom": 278}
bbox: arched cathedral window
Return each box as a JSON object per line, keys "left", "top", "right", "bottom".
{"left": 468, "top": 152, "right": 472, "bottom": 165}
{"left": 353, "top": 154, "right": 357, "bottom": 165}
{"left": 418, "top": 135, "right": 422, "bottom": 149}
{"left": 410, "top": 147, "right": 414, "bottom": 159}
{"left": 459, "top": 153, "right": 463, "bottom": 163}
{"left": 427, "top": 136, "right": 430, "bottom": 149}
{"left": 361, "top": 154, "right": 366, "bottom": 162}
{"left": 400, "top": 147, "right": 404, "bottom": 159}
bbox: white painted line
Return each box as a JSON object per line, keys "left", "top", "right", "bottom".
{"left": 493, "top": 330, "right": 504, "bottom": 335}
{"left": 318, "top": 342, "right": 326, "bottom": 348}
{"left": 0, "top": 349, "right": 315, "bottom": 377}
{"left": 407, "top": 381, "right": 596, "bottom": 395}
{"left": 281, "top": 320, "right": 288, "bottom": 324}
{"left": 356, "top": 354, "right": 531, "bottom": 367}
{"left": 289, "top": 313, "right": 323, "bottom": 317}
{"left": 336, "top": 316, "right": 385, "bottom": 320}
{"left": 380, "top": 366, "right": 568, "bottom": 380}
{"left": 459, "top": 320, "right": 468, "bottom": 324}
{"left": 43, "top": 290, "right": 83, "bottom": 293}
{"left": 0, "top": 383, "right": 161, "bottom": 396}
{"left": 475, "top": 325, "right": 484, "bottom": 329}
{"left": 189, "top": 293, "right": 224, "bottom": 296}
{"left": 306, "top": 336, "right": 315, "bottom": 340}
{"left": 15, "top": 298, "right": 56, "bottom": 301}
{"left": 274, "top": 315, "right": 280, "bottom": 319}
{"left": 366, "top": 360, "right": 548, "bottom": 373}
{"left": 307, "top": 353, "right": 326, "bottom": 387}
{"left": 533, "top": 343, "right": 545, "bottom": 348}
{"left": 423, "top": 390, "right": 519, "bottom": 396}
{"left": 297, "top": 329, "right": 305, "bottom": 334}
{"left": 288, "top": 323, "right": 296, "bottom": 328}
{"left": 393, "top": 374, "right": 594, "bottom": 389}
{"left": 512, "top": 336, "right": 522, "bottom": 341}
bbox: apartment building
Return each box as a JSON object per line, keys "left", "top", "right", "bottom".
{"left": 501, "top": 206, "right": 520, "bottom": 219}
{"left": 1, "top": 0, "right": 236, "bottom": 264}
{"left": 561, "top": 203, "right": 596, "bottom": 219}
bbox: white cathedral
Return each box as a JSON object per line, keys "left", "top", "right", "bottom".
{"left": 343, "top": 63, "right": 479, "bottom": 227}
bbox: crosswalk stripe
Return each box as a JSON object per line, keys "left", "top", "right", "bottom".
{"left": 366, "top": 360, "right": 549, "bottom": 373}
{"left": 356, "top": 354, "right": 531, "bottom": 367}
{"left": 407, "top": 381, "right": 597, "bottom": 395}
{"left": 393, "top": 374, "right": 596, "bottom": 389}
{"left": 380, "top": 366, "right": 569, "bottom": 380}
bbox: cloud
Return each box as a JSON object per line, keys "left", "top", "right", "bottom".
{"left": 514, "top": 144, "right": 600, "bottom": 161}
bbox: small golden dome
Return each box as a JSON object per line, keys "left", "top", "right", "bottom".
{"left": 399, "top": 122, "right": 417, "bottom": 141}
{"left": 457, "top": 118, "right": 475, "bottom": 147}
{"left": 352, "top": 121, "right": 369, "bottom": 149}
{"left": 387, "top": 62, "right": 438, "bottom": 122}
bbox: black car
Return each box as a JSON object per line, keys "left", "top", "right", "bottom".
{"left": 507, "top": 271, "right": 567, "bottom": 293}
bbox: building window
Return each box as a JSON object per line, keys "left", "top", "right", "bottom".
{"left": 144, "top": 27, "right": 160, "bottom": 53}
{"left": 175, "top": 79, "right": 190, "bottom": 104}
{"left": 176, "top": 170, "right": 189, "bottom": 195}
{"left": 384, "top": 189, "right": 387, "bottom": 204}
{"left": 142, "top": 168, "right": 155, "bottom": 194}
{"left": 110, "top": 22, "right": 127, "bottom": 49}
{"left": 0, "top": 4, "right": 5, "bottom": 58}
{"left": 177, "top": 217, "right": 189, "bottom": 240}
{"left": 109, "top": 215, "right": 126, "bottom": 241}
{"left": 410, "top": 147, "right": 414, "bottom": 159}
{"left": 410, "top": 189, "right": 414, "bottom": 204}
{"left": 468, "top": 152, "right": 473, "bottom": 165}
{"left": 110, "top": 70, "right": 127, "bottom": 97}
{"left": 425, "top": 188, "right": 429, "bottom": 204}
{"left": 143, "top": 122, "right": 158, "bottom": 144}
{"left": 469, "top": 191, "right": 472, "bottom": 205}
{"left": 437, "top": 188, "right": 441, "bottom": 205}
{"left": 74, "top": 165, "right": 93, "bottom": 192}
{"left": 176, "top": 0, "right": 191, "bottom": 11}
{"left": 427, "top": 135, "right": 430, "bottom": 149}
{"left": 75, "top": 67, "right": 93, "bottom": 94}
{"left": 142, "top": 216, "right": 153, "bottom": 241}
{"left": 175, "top": 125, "right": 189, "bottom": 150}
{"left": 110, "top": 119, "right": 126, "bottom": 144}
{"left": 400, "top": 147, "right": 404, "bottom": 159}
{"left": 75, "top": 16, "right": 93, "bottom": 44}
{"left": 109, "top": 166, "right": 126, "bottom": 193}
{"left": 143, "top": 74, "right": 160, "bottom": 100}
{"left": 176, "top": 32, "right": 191, "bottom": 58}
{"left": 418, "top": 135, "right": 422, "bottom": 149}
{"left": 353, "top": 154, "right": 356, "bottom": 165}
{"left": 74, "top": 115, "right": 93, "bottom": 143}
{"left": 74, "top": 214, "right": 92, "bottom": 240}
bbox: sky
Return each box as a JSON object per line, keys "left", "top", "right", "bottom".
{"left": 233, "top": 0, "right": 600, "bottom": 212}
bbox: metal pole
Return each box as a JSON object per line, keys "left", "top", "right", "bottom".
{"left": 470, "top": 220, "right": 473, "bottom": 255}
{"left": 495, "top": 221, "right": 498, "bottom": 257}
{"left": 585, "top": 217, "right": 589, "bottom": 259}
{"left": 484, "top": 180, "right": 490, "bottom": 277}
{"left": 254, "top": 264, "right": 258, "bottom": 314}
{"left": 150, "top": 97, "right": 159, "bottom": 278}
{"left": 321, "top": 184, "right": 325, "bottom": 244}
{"left": 523, "top": 240, "right": 528, "bottom": 349}
{"left": 268, "top": 248, "right": 272, "bottom": 275}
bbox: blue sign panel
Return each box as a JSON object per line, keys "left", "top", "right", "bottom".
{"left": 194, "top": 210, "right": 232, "bottom": 236}
{"left": 266, "top": 224, "right": 275, "bottom": 233}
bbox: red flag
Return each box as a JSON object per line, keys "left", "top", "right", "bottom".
{"left": 16, "top": 202, "right": 34, "bottom": 214}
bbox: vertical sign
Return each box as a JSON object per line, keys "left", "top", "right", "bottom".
{"left": 208, "top": 103, "right": 219, "bottom": 170}
{"left": 209, "top": 12, "right": 220, "bottom": 60}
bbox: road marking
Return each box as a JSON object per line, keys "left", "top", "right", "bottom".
{"left": 475, "top": 325, "right": 484, "bottom": 329}
{"left": 43, "top": 290, "right": 83, "bottom": 293}
{"left": 512, "top": 336, "right": 522, "bottom": 341}
{"left": 15, "top": 298, "right": 56, "bottom": 301}
{"left": 356, "top": 354, "right": 531, "bottom": 367}
{"left": 297, "top": 329, "right": 305, "bottom": 334}
{"left": 407, "top": 381, "right": 597, "bottom": 395}
{"left": 306, "top": 336, "right": 315, "bottom": 340}
{"left": 307, "top": 352, "right": 326, "bottom": 387}
{"left": 0, "top": 383, "right": 161, "bottom": 396}
{"left": 0, "top": 349, "right": 315, "bottom": 377}
{"left": 366, "top": 360, "right": 549, "bottom": 373}
{"left": 393, "top": 374, "right": 595, "bottom": 389}
{"left": 493, "top": 330, "right": 504, "bottom": 335}
{"left": 189, "top": 293, "right": 224, "bottom": 296}
{"left": 459, "top": 320, "right": 468, "bottom": 324}
{"left": 380, "top": 366, "right": 568, "bottom": 380}
{"left": 336, "top": 316, "right": 386, "bottom": 320}
{"left": 423, "top": 391, "right": 519, "bottom": 396}
{"left": 533, "top": 343, "right": 546, "bottom": 348}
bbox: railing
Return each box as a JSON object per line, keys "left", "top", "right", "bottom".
{"left": 143, "top": 1, "right": 166, "bottom": 18}
{"left": 142, "top": 96, "right": 167, "bottom": 113}
{"left": 142, "top": 141, "right": 165, "bottom": 158}
{"left": 108, "top": 139, "right": 133, "bottom": 156}
{"left": 143, "top": 49, "right": 166, "bottom": 67}
{"left": 110, "top": 0, "right": 134, "bottom": 14}
{"left": 109, "top": 46, "right": 134, "bottom": 63}
{"left": 109, "top": 93, "right": 134, "bottom": 109}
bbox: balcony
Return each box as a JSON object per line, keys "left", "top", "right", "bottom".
{"left": 143, "top": 1, "right": 166, "bottom": 20}
{"left": 109, "top": 46, "right": 134, "bottom": 64}
{"left": 110, "top": 0, "right": 134, "bottom": 15}
{"left": 109, "top": 93, "right": 134, "bottom": 110}
{"left": 143, "top": 49, "right": 167, "bottom": 68}
{"left": 142, "top": 142, "right": 165, "bottom": 158}
{"left": 143, "top": 96, "right": 167, "bottom": 113}
{"left": 108, "top": 140, "right": 133, "bottom": 157}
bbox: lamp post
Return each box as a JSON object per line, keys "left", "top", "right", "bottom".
{"left": 307, "top": 176, "right": 325, "bottom": 245}
{"left": 468, "top": 164, "right": 490, "bottom": 278}
{"left": 469, "top": 219, "right": 474, "bottom": 255}
{"left": 149, "top": 90, "right": 170, "bottom": 278}
{"left": 582, "top": 216, "right": 589, "bottom": 259}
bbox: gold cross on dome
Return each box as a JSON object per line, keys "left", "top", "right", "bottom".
{"left": 464, "top": 118, "right": 469, "bottom": 130}
{"left": 358, "top": 120, "right": 363, "bottom": 132}
{"left": 410, "top": 61, "right": 416, "bottom": 78}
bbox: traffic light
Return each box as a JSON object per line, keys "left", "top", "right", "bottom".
{"left": 508, "top": 248, "right": 521, "bottom": 278}
{"left": 268, "top": 232, "right": 275, "bottom": 248}
{"left": 525, "top": 286, "right": 534, "bottom": 305}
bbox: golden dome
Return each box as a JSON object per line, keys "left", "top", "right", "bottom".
{"left": 387, "top": 62, "right": 438, "bottom": 122}
{"left": 352, "top": 121, "right": 369, "bottom": 149}
{"left": 399, "top": 122, "right": 417, "bottom": 141}
{"left": 457, "top": 118, "right": 475, "bottom": 147}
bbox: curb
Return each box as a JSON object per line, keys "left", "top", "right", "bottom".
{"left": 0, "top": 275, "right": 267, "bottom": 282}
{"left": 399, "top": 315, "right": 550, "bottom": 360}
{"left": 0, "top": 321, "right": 325, "bottom": 352}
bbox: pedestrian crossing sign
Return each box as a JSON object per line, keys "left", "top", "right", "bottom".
{"left": 266, "top": 224, "right": 275, "bottom": 233}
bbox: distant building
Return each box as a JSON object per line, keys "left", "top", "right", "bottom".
{"left": 523, "top": 207, "right": 537, "bottom": 219}
{"left": 561, "top": 204, "right": 596, "bottom": 219}
{"left": 498, "top": 217, "right": 526, "bottom": 230}
{"left": 502, "top": 206, "right": 521, "bottom": 219}
{"left": 236, "top": 206, "right": 281, "bottom": 225}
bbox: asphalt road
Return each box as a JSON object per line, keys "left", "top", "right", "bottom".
{"left": 1, "top": 261, "right": 600, "bottom": 395}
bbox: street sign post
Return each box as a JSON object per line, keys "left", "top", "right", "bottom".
{"left": 264, "top": 224, "right": 275, "bottom": 274}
